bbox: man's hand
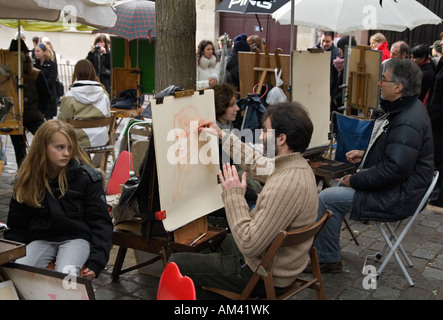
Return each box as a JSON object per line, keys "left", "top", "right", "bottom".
{"left": 198, "top": 119, "right": 225, "bottom": 139}
{"left": 340, "top": 174, "right": 352, "bottom": 187}
{"left": 219, "top": 163, "right": 247, "bottom": 191}
{"left": 346, "top": 150, "right": 365, "bottom": 165}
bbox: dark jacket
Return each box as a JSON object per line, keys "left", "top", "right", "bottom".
{"left": 428, "top": 57, "right": 443, "bottom": 169}
{"left": 5, "top": 160, "right": 113, "bottom": 277}
{"left": 34, "top": 58, "right": 58, "bottom": 118}
{"left": 349, "top": 97, "right": 434, "bottom": 222}
{"left": 87, "top": 49, "right": 111, "bottom": 95}
{"left": 21, "top": 56, "right": 50, "bottom": 124}
{"left": 224, "top": 53, "right": 240, "bottom": 91}
{"left": 418, "top": 59, "right": 435, "bottom": 103}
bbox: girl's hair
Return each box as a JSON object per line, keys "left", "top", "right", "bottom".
{"left": 213, "top": 83, "right": 238, "bottom": 120}
{"left": 71, "top": 59, "right": 104, "bottom": 89}
{"left": 197, "top": 40, "right": 218, "bottom": 62}
{"left": 13, "top": 119, "right": 93, "bottom": 208}
{"left": 36, "top": 42, "right": 55, "bottom": 62}
{"left": 94, "top": 34, "right": 110, "bottom": 48}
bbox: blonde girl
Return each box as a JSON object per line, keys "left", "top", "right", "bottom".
{"left": 4, "top": 120, "right": 113, "bottom": 279}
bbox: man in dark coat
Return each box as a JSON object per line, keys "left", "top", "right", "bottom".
{"left": 428, "top": 51, "right": 443, "bottom": 206}
{"left": 317, "top": 31, "right": 341, "bottom": 96}
{"left": 312, "top": 59, "right": 434, "bottom": 274}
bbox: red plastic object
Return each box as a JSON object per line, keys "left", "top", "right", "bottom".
{"left": 155, "top": 210, "right": 166, "bottom": 220}
{"left": 157, "top": 262, "right": 196, "bottom": 300}
{"left": 106, "top": 151, "right": 133, "bottom": 195}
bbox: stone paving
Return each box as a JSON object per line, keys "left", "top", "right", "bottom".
{"left": 1, "top": 129, "right": 443, "bottom": 301}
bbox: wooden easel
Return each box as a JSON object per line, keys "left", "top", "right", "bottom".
{"left": 111, "top": 90, "right": 227, "bottom": 280}
{"left": 253, "top": 44, "right": 282, "bottom": 96}
{"left": 110, "top": 40, "right": 144, "bottom": 121}
{"left": 0, "top": 50, "right": 24, "bottom": 136}
{"left": 347, "top": 45, "right": 373, "bottom": 118}
{"left": 0, "top": 50, "right": 25, "bottom": 177}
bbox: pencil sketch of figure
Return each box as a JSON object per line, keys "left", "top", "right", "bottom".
{"left": 170, "top": 104, "right": 217, "bottom": 202}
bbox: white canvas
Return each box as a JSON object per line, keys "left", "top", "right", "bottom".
{"left": 151, "top": 90, "right": 224, "bottom": 231}
{"left": 292, "top": 50, "right": 331, "bottom": 150}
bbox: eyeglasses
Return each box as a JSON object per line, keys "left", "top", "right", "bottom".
{"left": 379, "top": 76, "right": 396, "bottom": 84}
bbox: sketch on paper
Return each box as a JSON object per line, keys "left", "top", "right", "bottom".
{"left": 151, "top": 90, "right": 224, "bottom": 232}
{"left": 168, "top": 104, "right": 217, "bottom": 202}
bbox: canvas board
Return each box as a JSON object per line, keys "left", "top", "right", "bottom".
{"left": 1, "top": 262, "right": 95, "bottom": 300}
{"left": 292, "top": 50, "right": 331, "bottom": 150}
{"left": 151, "top": 90, "right": 224, "bottom": 231}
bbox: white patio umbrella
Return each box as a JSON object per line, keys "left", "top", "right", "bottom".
{"left": 0, "top": 0, "right": 117, "bottom": 121}
{"left": 0, "top": 0, "right": 117, "bottom": 30}
{"left": 272, "top": 0, "right": 442, "bottom": 93}
{"left": 272, "top": 0, "right": 442, "bottom": 35}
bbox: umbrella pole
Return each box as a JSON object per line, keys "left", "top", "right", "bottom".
{"left": 137, "top": 39, "right": 139, "bottom": 68}
{"left": 342, "top": 32, "right": 353, "bottom": 113}
{"left": 17, "top": 21, "right": 23, "bottom": 121}
{"left": 124, "top": 39, "right": 131, "bottom": 68}
{"left": 288, "top": 0, "right": 295, "bottom": 99}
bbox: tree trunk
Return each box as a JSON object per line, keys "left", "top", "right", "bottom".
{"left": 155, "top": 0, "right": 196, "bottom": 91}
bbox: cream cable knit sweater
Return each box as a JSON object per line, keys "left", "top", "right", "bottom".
{"left": 221, "top": 133, "right": 318, "bottom": 287}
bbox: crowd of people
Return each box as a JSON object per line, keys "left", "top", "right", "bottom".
{"left": 196, "top": 33, "right": 266, "bottom": 92}
{"left": 2, "top": 27, "right": 443, "bottom": 299}
{"left": 185, "top": 30, "right": 443, "bottom": 294}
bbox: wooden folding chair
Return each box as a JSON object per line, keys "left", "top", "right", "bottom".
{"left": 363, "top": 171, "right": 439, "bottom": 286}
{"left": 203, "top": 210, "right": 333, "bottom": 300}
{"left": 67, "top": 113, "right": 116, "bottom": 173}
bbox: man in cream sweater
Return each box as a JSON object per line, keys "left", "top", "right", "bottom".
{"left": 168, "top": 102, "right": 319, "bottom": 298}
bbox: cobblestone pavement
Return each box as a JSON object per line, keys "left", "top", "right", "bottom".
{"left": 1, "top": 129, "right": 443, "bottom": 301}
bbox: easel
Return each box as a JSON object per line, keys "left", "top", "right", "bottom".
{"left": 0, "top": 50, "right": 25, "bottom": 176}
{"left": 110, "top": 89, "right": 226, "bottom": 280}
{"left": 238, "top": 51, "right": 290, "bottom": 100}
{"left": 346, "top": 45, "right": 381, "bottom": 118}
{"left": 110, "top": 39, "right": 144, "bottom": 123}
{"left": 253, "top": 45, "right": 282, "bottom": 97}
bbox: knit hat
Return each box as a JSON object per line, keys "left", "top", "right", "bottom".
{"left": 430, "top": 40, "right": 442, "bottom": 53}
{"left": 233, "top": 33, "right": 247, "bottom": 43}
{"left": 233, "top": 34, "right": 250, "bottom": 53}
{"left": 8, "top": 39, "right": 30, "bottom": 53}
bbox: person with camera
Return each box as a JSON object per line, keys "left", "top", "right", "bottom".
{"left": 86, "top": 34, "right": 111, "bottom": 95}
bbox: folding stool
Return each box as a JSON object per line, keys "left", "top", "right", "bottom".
{"left": 363, "top": 171, "right": 439, "bottom": 286}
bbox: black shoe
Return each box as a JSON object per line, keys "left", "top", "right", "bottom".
{"left": 429, "top": 200, "right": 443, "bottom": 207}
{"left": 304, "top": 260, "right": 342, "bottom": 274}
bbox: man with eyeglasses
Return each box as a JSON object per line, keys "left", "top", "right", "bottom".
{"left": 309, "top": 59, "right": 434, "bottom": 274}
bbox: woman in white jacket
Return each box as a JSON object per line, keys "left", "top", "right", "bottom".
{"left": 196, "top": 40, "right": 220, "bottom": 90}
{"left": 58, "top": 59, "right": 111, "bottom": 148}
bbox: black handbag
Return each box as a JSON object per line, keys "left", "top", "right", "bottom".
{"left": 112, "top": 175, "right": 140, "bottom": 225}
{"left": 55, "top": 79, "right": 64, "bottom": 97}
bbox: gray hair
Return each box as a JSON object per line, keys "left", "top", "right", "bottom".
{"left": 384, "top": 59, "right": 422, "bottom": 97}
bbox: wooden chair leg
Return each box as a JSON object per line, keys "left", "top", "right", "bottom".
{"left": 111, "top": 246, "right": 127, "bottom": 281}
{"left": 310, "top": 247, "right": 325, "bottom": 300}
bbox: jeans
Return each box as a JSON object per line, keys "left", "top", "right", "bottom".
{"left": 15, "top": 239, "right": 90, "bottom": 276}
{"left": 314, "top": 186, "right": 355, "bottom": 264}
